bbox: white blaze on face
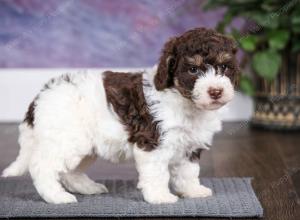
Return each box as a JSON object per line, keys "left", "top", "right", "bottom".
{"left": 192, "top": 67, "right": 234, "bottom": 110}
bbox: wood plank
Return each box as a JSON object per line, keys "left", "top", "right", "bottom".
{"left": 212, "top": 124, "right": 300, "bottom": 220}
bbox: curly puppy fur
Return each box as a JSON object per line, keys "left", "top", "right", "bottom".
{"left": 2, "top": 28, "right": 239, "bottom": 204}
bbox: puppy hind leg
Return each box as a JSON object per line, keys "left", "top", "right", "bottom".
{"left": 61, "top": 172, "right": 108, "bottom": 195}
{"left": 61, "top": 154, "right": 108, "bottom": 195}
{"left": 29, "top": 160, "right": 77, "bottom": 204}
{"left": 2, "top": 123, "right": 35, "bottom": 177}
{"left": 28, "top": 139, "right": 87, "bottom": 204}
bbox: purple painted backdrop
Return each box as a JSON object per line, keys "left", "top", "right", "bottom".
{"left": 0, "top": 0, "right": 225, "bottom": 68}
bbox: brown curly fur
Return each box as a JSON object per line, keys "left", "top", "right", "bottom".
{"left": 103, "top": 71, "right": 160, "bottom": 151}
{"left": 155, "top": 27, "right": 239, "bottom": 98}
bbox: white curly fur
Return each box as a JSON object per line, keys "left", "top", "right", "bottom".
{"left": 2, "top": 66, "right": 234, "bottom": 204}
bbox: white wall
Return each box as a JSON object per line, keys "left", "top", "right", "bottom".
{"left": 0, "top": 68, "right": 253, "bottom": 122}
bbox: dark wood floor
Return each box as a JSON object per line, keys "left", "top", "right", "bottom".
{"left": 0, "top": 122, "right": 299, "bottom": 220}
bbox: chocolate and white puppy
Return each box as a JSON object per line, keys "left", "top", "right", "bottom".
{"left": 2, "top": 28, "right": 239, "bottom": 204}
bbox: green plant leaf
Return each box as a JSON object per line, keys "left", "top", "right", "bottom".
{"left": 252, "top": 50, "right": 281, "bottom": 81}
{"left": 268, "top": 30, "right": 290, "bottom": 50}
{"left": 239, "top": 35, "right": 257, "bottom": 52}
{"left": 240, "top": 75, "right": 255, "bottom": 96}
{"left": 243, "top": 12, "right": 279, "bottom": 28}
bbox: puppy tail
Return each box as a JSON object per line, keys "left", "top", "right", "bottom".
{"left": 2, "top": 123, "right": 35, "bottom": 177}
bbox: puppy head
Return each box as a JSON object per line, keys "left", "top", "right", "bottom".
{"left": 154, "top": 27, "right": 240, "bottom": 110}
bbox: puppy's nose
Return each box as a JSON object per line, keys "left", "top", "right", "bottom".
{"left": 208, "top": 87, "right": 223, "bottom": 100}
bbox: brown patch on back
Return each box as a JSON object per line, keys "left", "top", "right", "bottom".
{"left": 103, "top": 71, "right": 160, "bottom": 151}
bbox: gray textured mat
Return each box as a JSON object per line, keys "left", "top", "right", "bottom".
{"left": 0, "top": 177, "right": 263, "bottom": 218}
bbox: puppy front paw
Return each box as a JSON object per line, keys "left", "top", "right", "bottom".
{"left": 180, "top": 185, "right": 212, "bottom": 198}
{"left": 143, "top": 191, "right": 178, "bottom": 204}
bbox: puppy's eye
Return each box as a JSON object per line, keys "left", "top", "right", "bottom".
{"left": 188, "top": 67, "right": 199, "bottom": 74}
{"left": 220, "top": 64, "right": 228, "bottom": 72}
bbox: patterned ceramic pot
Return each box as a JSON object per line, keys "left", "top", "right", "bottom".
{"left": 251, "top": 53, "right": 300, "bottom": 130}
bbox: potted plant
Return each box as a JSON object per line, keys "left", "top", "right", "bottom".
{"left": 204, "top": 0, "right": 300, "bottom": 130}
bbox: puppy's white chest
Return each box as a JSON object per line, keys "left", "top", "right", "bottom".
{"left": 159, "top": 109, "right": 221, "bottom": 159}
{"left": 165, "top": 124, "right": 211, "bottom": 149}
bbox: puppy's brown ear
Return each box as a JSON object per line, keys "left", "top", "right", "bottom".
{"left": 154, "top": 37, "right": 177, "bottom": 90}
